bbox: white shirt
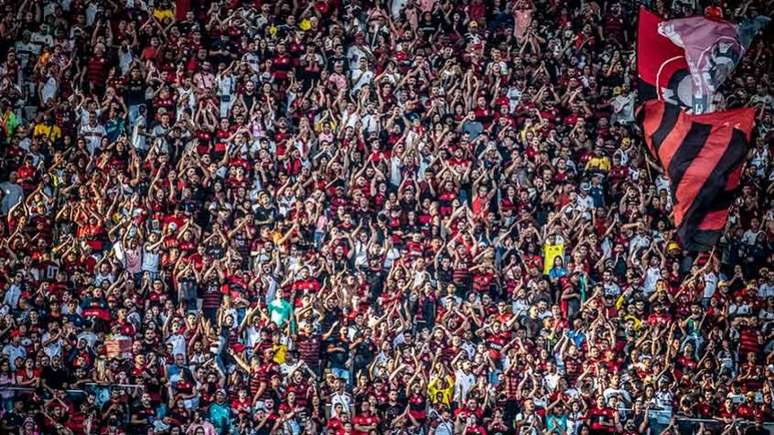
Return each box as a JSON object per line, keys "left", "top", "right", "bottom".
{"left": 30, "top": 32, "right": 53, "bottom": 51}
{"left": 41, "top": 332, "right": 64, "bottom": 358}
{"left": 77, "top": 331, "right": 98, "bottom": 348}
{"left": 263, "top": 275, "right": 278, "bottom": 305}
{"left": 353, "top": 241, "right": 369, "bottom": 269}
{"left": 330, "top": 391, "right": 353, "bottom": 413}
{"left": 245, "top": 325, "right": 261, "bottom": 351}
{"left": 346, "top": 46, "right": 369, "bottom": 70}
{"left": 454, "top": 369, "right": 475, "bottom": 402}
{"left": 654, "top": 390, "right": 673, "bottom": 412}
{"left": 460, "top": 342, "right": 475, "bottom": 359}
{"left": 729, "top": 303, "right": 751, "bottom": 317}
{"left": 85, "top": 2, "right": 99, "bottom": 25}
{"left": 655, "top": 174, "right": 670, "bottom": 194}
{"left": 342, "top": 109, "right": 361, "bottom": 129}
{"left": 361, "top": 112, "right": 379, "bottom": 134}
{"left": 643, "top": 267, "right": 661, "bottom": 295}
{"left": 167, "top": 334, "right": 187, "bottom": 360}
{"left": 118, "top": 48, "right": 134, "bottom": 75}
{"left": 2, "top": 283, "right": 21, "bottom": 309}
{"left": 434, "top": 420, "right": 454, "bottom": 435}
{"left": 0, "top": 181, "right": 23, "bottom": 215}
{"left": 79, "top": 122, "right": 106, "bottom": 154}
{"left": 389, "top": 155, "right": 402, "bottom": 187}
{"left": 94, "top": 272, "right": 114, "bottom": 287}
{"left": 350, "top": 69, "right": 373, "bottom": 93}
{"left": 604, "top": 281, "right": 622, "bottom": 297}
{"left": 14, "top": 41, "right": 37, "bottom": 68}
{"left": 543, "top": 372, "right": 560, "bottom": 391}
{"left": 629, "top": 234, "right": 651, "bottom": 256}
{"left": 576, "top": 193, "right": 594, "bottom": 217}
{"left": 243, "top": 52, "right": 260, "bottom": 73}
{"left": 703, "top": 272, "right": 718, "bottom": 299}
{"left": 2, "top": 344, "right": 26, "bottom": 370}
{"left": 514, "top": 413, "right": 540, "bottom": 434}
{"left": 383, "top": 247, "right": 401, "bottom": 269}
{"left": 741, "top": 229, "right": 761, "bottom": 245}
{"left": 391, "top": 0, "right": 408, "bottom": 18}
{"left": 131, "top": 114, "right": 148, "bottom": 150}
{"left": 759, "top": 281, "right": 774, "bottom": 299}
{"left": 280, "top": 360, "right": 302, "bottom": 377}
{"left": 611, "top": 93, "right": 635, "bottom": 123}
{"left": 512, "top": 298, "right": 530, "bottom": 317}
{"left": 217, "top": 75, "right": 235, "bottom": 97}
{"left": 41, "top": 75, "right": 58, "bottom": 105}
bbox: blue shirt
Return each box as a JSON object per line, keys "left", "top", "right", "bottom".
{"left": 566, "top": 329, "right": 586, "bottom": 348}
{"left": 549, "top": 266, "right": 567, "bottom": 281}
{"left": 208, "top": 402, "right": 232, "bottom": 435}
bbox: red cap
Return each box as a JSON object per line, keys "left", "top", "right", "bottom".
{"left": 705, "top": 6, "right": 723, "bottom": 19}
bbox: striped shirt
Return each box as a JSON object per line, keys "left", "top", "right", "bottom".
{"left": 296, "top": 333, "right": 321, "bottom": 368}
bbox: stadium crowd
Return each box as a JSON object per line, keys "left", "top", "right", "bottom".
{"left": 0, "top": 0, "right": 771, "bottom": 433}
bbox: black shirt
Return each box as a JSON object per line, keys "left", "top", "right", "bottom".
{"left": 0, "top": 411, "right": 24, "bottom": 431}
{"left": 254, "top": 206, "right": 277, "bottom": 225}
{"left": 42, "top": 365, "right": 69, "bottom": 390}
{"left": 325, "top": 337, "right": 348, "bottom": 369}
{"left": 123, "top": 78, "right": 146, "bottom": 106}
{"left": 381, "top": 402, "right": 403, "bottom": 424}
{"left": 353, "top": 338, "right": 376, "bottom": 367}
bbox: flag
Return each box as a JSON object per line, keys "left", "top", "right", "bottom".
{"left": 543, "top": 242, "right": 565, "bottom": 275}
{"left": 640, "top": 100, "right": 755, "bottom": 251}
{"left": 637, "top": 7, "right": 692, "bottom": 109}
{"left": 658, "top": 15, "right": 769, "bottom": 113}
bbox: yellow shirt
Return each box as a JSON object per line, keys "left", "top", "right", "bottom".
{"left": 314, "top": 120, "right": 337, "bottom": 133}
{"left": 518, "top": 124, "right": 538, "bottom": 143}
{"left": 272, "top": 343, "right": 287, "bottom": 364}
{"left": 153, "top": 8, "right": 174, "bottom": 21}
{"left": 622, "top": 314, "right": 643, "bottom": 331}
{"left": 543, "top": 243, "right": 565, "bottom": 275}
{"left": 586, "top": 156, "right": 611, "bottom": 172}
{"left": 33, "top": 123, "right": 61, "bottom": 142}
{"left": 428, "top": 375, "right": 454, "bottom": 405}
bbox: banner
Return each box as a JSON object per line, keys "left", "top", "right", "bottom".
{"left": 640, "top": 100, "right": 755, "bottom": 250}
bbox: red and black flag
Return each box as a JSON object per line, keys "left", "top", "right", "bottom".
{"left": 640, "top": 100, "right": 755, "bottom": 251}
{"left": 637, "top": 7, "right": 692, "bottom": 109}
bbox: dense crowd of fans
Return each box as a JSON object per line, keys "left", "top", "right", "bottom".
{"left": 0, "top": 0, "right": 771, "bottom": 434}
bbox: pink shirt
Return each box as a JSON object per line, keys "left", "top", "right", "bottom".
{"left": 419, "top": 0, "right": 435, "bottom": 13}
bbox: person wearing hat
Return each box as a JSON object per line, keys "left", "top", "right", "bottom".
{"left": 1, "top": 330, "right": 25, "bottom": 371}
{"left": 208, "top": 388, "right": 233, "bottom": 435}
